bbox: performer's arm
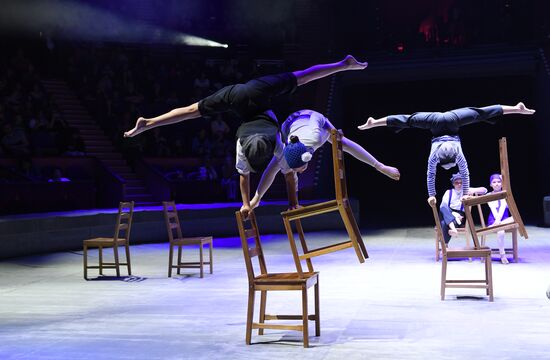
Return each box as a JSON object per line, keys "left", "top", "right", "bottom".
{"left": 239, "top": 173, "right": 252, "bottom": 218}
{"left": 456, "top": 152, "right": 470, "bottom": 196}
{"left": 467, "top": 186, "right": 488, "bottom": 196}
{"left": 285, "top": 171, "right": 299, "bottom": 209}
{"left": 427, "top": 152, "right": 438, "bottom": 197}
{"left": 249, "top": 156, "right": 282, "bottom": 209}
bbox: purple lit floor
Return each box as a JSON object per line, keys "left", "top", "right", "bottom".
{"left": 1, "top": 226, "right": 550, "bottom": 360}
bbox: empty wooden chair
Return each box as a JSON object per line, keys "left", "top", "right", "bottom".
{"left": 281, "top": 129, "right": 368, "bottom": 275}
{"left": 429, "top": 199, "right": 494, "bottom": 301}
{"left": 83, "top": 201, "right": 134, "bottom": 280}
{"left": 462, "top": 138, "right": 525, "bottom": 260}
{"left": 235, "top": 210, "right": 320, "bottom": 348}
{"left": 162, "top": 201, "right": 213, "bottom": 278}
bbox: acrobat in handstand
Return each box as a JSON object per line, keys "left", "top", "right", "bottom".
{"left": 123, "top": 55, "right": 369, "bottom": 210}
{"left": 242, "top": 109, "right": 400, "bottom": 217}
{"left": 357, "top": 103, "right": 535, "bottom": 202}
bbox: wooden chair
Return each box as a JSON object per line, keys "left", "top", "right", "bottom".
{"left": 429, "top": 200, "right": 494, "bottom": 301}
{"left": 281, "top": 129, "right": 368, "bottom": 275}
{"left": 434, "top": 204, "right": 484, "bottom": 262}
{"left": 83, "top": 201, "right": 134, "bottom": 280}
{"left": 462, "top": 138, "right": 525, "bottom": 258}
{"left": 235, "top": 210, "right": 320, "bottom": 348}
{"left": 478, "top": 211, "right": 519, "bottom": 263}
{"left": 162, "top": 201, "right": 213, "bottom": 278}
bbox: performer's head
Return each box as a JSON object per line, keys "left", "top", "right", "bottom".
{"left": 241, "top": 134, "right": 275, "bottom": 173}
{"left": 489, "top": 173, "right": 502, "bottom": 191}
{"left": 437, "top": 142, "right": 459, "bottom": 169}
{"left": 450, "top": 173, "right": 462, "bottom": 190}
{"left": 284, "top": 135, "right": 313, "bottom": 173}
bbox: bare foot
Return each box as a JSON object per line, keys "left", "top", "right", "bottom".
{"left": 448, "top": 228, "right": 459, "bottom": 237}
{"left": 124, "top": 117, "right": 148, "bottom": 138}
{"left": 516, "top": 102, "right": 535, "bottom": 115}
{"left": 343, "top": 55, "right": 368, "bottom": 70}
{"left": 376, "top": 164, "right": 400, "bottom": 181}
{"left": 357, "top": 117, "right": 375, "bottom": 130}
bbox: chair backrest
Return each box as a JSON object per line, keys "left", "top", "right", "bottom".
{"left": 114, "top": 201, "right": 134, "bottom": 243}
{"left": 499, "top": 137, "right": 511, "bottom": 193}
{"left": 330, "top": 129, "right": 348, "bottom": 201}
{"left": 235, "top": 211, "right": 268, "bottom": 284}
{"left": 429, "top": 201, "right": 448, "bottom": 256}
{"left": 163, "top": 201, "right": 183, "bottom": 242}
{"left": 498, "top": 137, "right": 527, "bottom": 238}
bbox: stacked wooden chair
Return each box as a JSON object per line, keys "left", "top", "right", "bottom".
{"left": 83, "top": 201, "right": 134, "bottom": 280}
{"left": 163, "top": 201, "right": 213, "bottom": 278}
{"left": 462, "top": 138, "right": 524, "bottom": 262}
{"left": 281, "top": 129, "right": 368, "bottom": 274}
{"left": 429, "top": 199, "right": 494, "bottom": 301}
{"left": 235, "top": 210, "right": 320, "bottom": 348}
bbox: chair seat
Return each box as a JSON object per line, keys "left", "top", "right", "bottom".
{"left": 254, "top": 272, "right": 318, "bottom": 285}
{"left": 83, "top": 237, "right": 127, "bottom": 247}
{"left": 446, "top": 247, "right": 491, "bottom": 258}
{"left": 172, "top": 236, "right": 213, "bottom": 245}
{"left": 281, "top": 200, "right": 339, "bottom": 219}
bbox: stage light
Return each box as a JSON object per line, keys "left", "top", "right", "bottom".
{"left": 1, "top": 0, "right": 226, "bottom": 48}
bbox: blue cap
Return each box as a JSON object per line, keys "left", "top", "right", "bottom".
{"left": 284, "top": 135, "right": 311, "bottom": 169}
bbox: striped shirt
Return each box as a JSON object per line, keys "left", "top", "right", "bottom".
{"left": 427, "top": 138, "right": 469, "bottom": 197}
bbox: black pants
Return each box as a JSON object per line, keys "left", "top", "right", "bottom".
{"left": 198, "top": 72, "right": 297, "bottom": 120}
{"left": 387, "top": 105, "right": 503, "bottom": 137}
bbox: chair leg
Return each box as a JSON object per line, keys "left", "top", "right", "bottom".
{"left": 486, "top": 254, "right": 494, "bottom": 302}
{"left": 125, "top": 243, "right": 132, "bottom": 276}
{"left": 83, "top": 244, "right": 88, "bottom": 280}
{"left": 168, "top": 243, "right": 174, "bottom": 277}
{"left": 99, "top": 246, "right": 103, "bottom": 275}
{"left": 302, "top": 285, "right": 309, "bottom": 348}
{"left": 512, "top": 230, "right": 518, "bottom": 263}
{"left": 441, "top": 257, "right": 448, "bottom": 301}
{"left": 340, "top": 205, "right": 366, "bottom": 262}
{"left": 246, "top": 287, "right": 255, "bottom": 345}
{"left": 199, "top": 243, "right": 204, "bottom": 278}
{"left": 314, "top": 281, "right": 320, "bottom": 337}
{"left": 258, "top": 290, "right": 267, "bottom": 335}
{"left": 435, "top": 231, "right": 439, "bottom": 262}
{"left": 177, "top": 245, "right": 182, "bottom": 275}
{"left": 209, "top": 240, "right": 213, "bottom": 274}
{"left": 113, "top": 245, "right": 121, "bottom": 278}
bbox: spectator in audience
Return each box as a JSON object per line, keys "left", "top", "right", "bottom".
{"left": 151, "top": 128, "right": 171, "bottom": 157}
{"left": 211, "top": 114, "right": 230, "bottom": 140}
{"left": 15, "top": 158, "right": 42, "bottom": 182}
{"left": 221, "top": 154, "right": 238, "bottom": 201}
{"left": 191, "top": 128, "right": 212, "bottom": 157}
{"left": 48, "top": 168, "right": 71, "bottom": 182}
{"left": 1, "top": 123, "right": 30, "bottom": 157}
{"left": 64, "top": 131, "right": 86, "bottom": 156}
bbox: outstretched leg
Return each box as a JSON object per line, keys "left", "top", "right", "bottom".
{"left": 502, "top": 102, "right": 535, "bottom": 115}
{"left": 339, "top": 136, "right": 400, "bottom": 180}
{"left": 357, "top": 116, "right": 388, "bottom": 130}
{"left": 293, "top": 55, "right": 367, "bottom": 86}
{"left": 124, "top": 103, "right": 201, "bottom": 138}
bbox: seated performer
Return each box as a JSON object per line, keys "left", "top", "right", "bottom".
{"left": 486, "top": 173, "right": 514, "bottom": 264}
{"left": 242, "top": 109, "right": 400, "bottom": 217}
{"left": 358, "top": 103, "right": 535, "bottom": 200}
{"left": 124, "top": 55, "right": 368, "bottom": 211}
{"left": 439, "top": 173, "right": 487, "bottom": 245}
